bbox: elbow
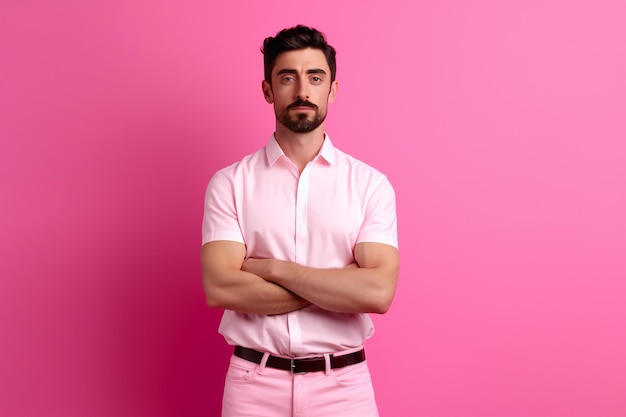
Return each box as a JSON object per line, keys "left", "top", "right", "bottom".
{"left": 373, "top": 271, "right": 399, "bottom": 313}
{"left": 361, "top": 265, "right": 398, "bottom": 314}
{"left": 373, "top": 304, "right": 391, "bottom": 315}
{"left": 367, "top": 289, "right": 395, "bottom": 314}
{"left": 203, "top": 280, "right": 227, "bottom": 309}
{"left": 202, "top": 266, "right": 237, "bottom": 309}
{"left": 205, "top": 291, "right": 231, "bottom": 310}
{"left": 370, "top": 299, "right": 392, "bottom": 314}
{"left": 205, "top": 293, "right": 222, "bottom": 309}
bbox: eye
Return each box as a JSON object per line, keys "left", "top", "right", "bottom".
{"left": 311, "top": 76, "right": 323, "bottom": 84}
{"left": 281, "top": 76, "right": 295, "bottom": 84}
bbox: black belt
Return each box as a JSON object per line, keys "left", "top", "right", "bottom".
{"left": 233, "top": 346, "right": 366, "bottom": 374}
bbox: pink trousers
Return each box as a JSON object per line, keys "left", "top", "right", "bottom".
{"left": 221, "top": 351, "right": 379, "bottom": 417}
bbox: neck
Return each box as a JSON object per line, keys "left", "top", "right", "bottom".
{"left": 274, "top": 124, "right": 326, "bottom": 172}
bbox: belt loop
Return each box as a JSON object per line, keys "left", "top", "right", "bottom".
{"left": 257, "top": 351, "right": 271, "bottom": 373}
{"left": 323, "top": 353, "right": 331, "bottom": 376}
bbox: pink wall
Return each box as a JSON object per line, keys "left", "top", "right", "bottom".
{"left": 1, "top": 1, "right": 624, "bottom": 416}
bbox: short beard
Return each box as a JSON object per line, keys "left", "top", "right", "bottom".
{"left": 276, "top": 100, "right": 326, "bottom": 133}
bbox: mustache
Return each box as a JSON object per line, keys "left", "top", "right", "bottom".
{"left": 288, "top": 100, "right": 317, "bottom": 110}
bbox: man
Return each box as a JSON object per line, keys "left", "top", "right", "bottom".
{"left": 201, "top": 25, "right": 399, "bottom": 417}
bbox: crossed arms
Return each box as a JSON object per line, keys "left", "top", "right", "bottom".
{"left": 200, "top": 240, "right": 399, "bottom": 315}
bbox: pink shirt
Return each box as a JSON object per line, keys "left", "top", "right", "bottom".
{"left": 202, "top": 134, "right": 398, "bottom": 356}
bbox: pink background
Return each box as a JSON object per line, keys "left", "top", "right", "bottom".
{"left": 1, "top": 1, "right": 625, "bottom": 416}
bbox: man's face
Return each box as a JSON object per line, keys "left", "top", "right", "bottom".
{"left": 262, "top": 48, "right": 338, "bottom": 133}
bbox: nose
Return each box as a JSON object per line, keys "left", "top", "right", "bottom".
{"left": 295, "top": 79, "right": 309, "bottom": 100}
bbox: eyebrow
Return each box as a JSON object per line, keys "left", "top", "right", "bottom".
{"left": 276, "top": 68, "right": 327, "bottom": 76}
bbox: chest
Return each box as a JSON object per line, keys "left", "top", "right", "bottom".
{"left": 236, "top": 164, "right": 366, "bottom": 260}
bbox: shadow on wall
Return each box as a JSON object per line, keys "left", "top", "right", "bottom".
{"left": 107, "top": 185, "right": 230, "bottom": 416}
{"left": 102, "top": 108, "right": 233, "bottom": 416}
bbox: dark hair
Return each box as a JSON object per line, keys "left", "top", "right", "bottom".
{"left": 261, "top": 25, "right": 337, "bottom": 83}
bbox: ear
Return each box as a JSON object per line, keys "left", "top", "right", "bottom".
{"left": 262, "top": 80, "right": 274, "bottom": 103}
{"left": 328, "top": 80, "right": 338, "bottom": 104}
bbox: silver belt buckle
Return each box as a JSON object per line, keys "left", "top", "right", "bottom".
{"left": 290, "top": 358, "right": 306, "bottom": 374}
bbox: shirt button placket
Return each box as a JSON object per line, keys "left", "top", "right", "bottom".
{"left": 290, "top": 163, "right": 311, "bottom": 355}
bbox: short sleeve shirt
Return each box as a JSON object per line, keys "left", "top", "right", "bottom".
{"left": 202, "top": 134, "right": 398, "bottom": 356}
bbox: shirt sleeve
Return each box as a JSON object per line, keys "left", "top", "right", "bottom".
{"left": 201, "top": 171, "right": 245, "bottom": 245}
{"left": 356, "top": 176, "right": 398, "bottom": 249}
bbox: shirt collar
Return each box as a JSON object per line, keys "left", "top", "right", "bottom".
{"left": 265, "top": 133, "right": 336, "bottom": 166}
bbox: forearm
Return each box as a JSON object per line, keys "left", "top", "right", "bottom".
{"left": 242, "top": 243, "right": 399, "bottom": 314}
{"left": 201, "top": 241, "right": 310, "bottom": 315}
{"left": 203, "top": 269, "right": 310, "bottom": 315}
{"left": 267, "top": 262, "right": 394, "bottom": 313}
